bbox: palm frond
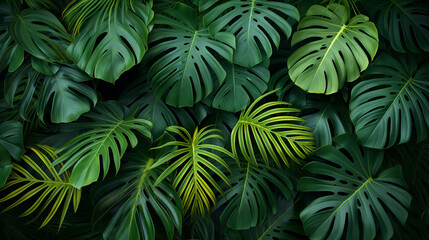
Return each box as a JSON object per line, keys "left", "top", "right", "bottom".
{"left": 152, "top": 126, "right": 233, "bottom": 217}
{"left": 231, "top": 90, "right": 315, "bottom": 167}
{"left": 0, "top": 145, "right": 81, "bottom": 229}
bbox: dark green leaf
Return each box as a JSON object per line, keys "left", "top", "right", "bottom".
{"left": 350, "top": 53, "right": 429, "bottom": 149}
{"left": 52, "top": 101, "right": 152, "bottom": 188}
{"left": 204, "top": 0, "right": 299, "bottom": 67}
{"left": 298, "top": 134, "right": 411, "bottom": 240}
{"left": 146, "top": 3, "right": 235, "bottom": 107}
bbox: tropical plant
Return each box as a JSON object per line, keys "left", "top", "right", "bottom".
{"left": 287, "top": 3, "right": 378, "bottom": 94}
{"left": 151, "top": 125, "right": 233, "bottom": 217}
{"left": 0, "top": 0, "right": 428, "bottom": 239}
{"left": 231, "top": 90, "right": 315, "bottom": 167}
{"left": 0, "top": 145, "right": 81, "bottom": 229}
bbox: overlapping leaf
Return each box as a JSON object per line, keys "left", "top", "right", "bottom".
{"left": 288, "top": 4, "right": 379, "bottom": 94}
{"left": 52, "top": 101, "right": 152, "bottom": 188}
{"left": 301, "top": 94, "right": 352, "bottom": 147}
{"left": 231, "top": 90, "right": 315, "bottom": 167}
{"left": 119, "top": 79, "right": 207, "bottom": 139}
{"left": 9, "top": 9, "right": 71, "bottom": 63}
{"left": 298, "top": 134, "right": 411, "bottom": 240}
{"left": 66, "top": 0, "right": 154, "bottom": 83}
{"left": 363, "top": 0, "right": 429, "bottom": 52}
{"left": 145, "top": 3, "right": 235, "bottom": 107}
{"left": 204, "top": 0, "right": 299, "bottom": 67}
{"left": 211, "top": 59, "right": 270, "bottom": 112}
{"left": 152, "top": 126, "right": 233, "bottom": 217}
{"left": 0, "top": 121, "right": 24, "bottom": 187}
{"left": 0, "top": 145, "right": 81, "bottom": 229}
{"left": 218, "top": 160, "right": 293, "bottom": 230}
{"left": 92, "top": 138, "right": 182, "bottom": 240}
{"left": 350, "top": 53, "right": 429, "bottom": 149}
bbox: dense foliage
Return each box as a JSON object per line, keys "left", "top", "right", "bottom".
{"left": 0, "top": 0, "right": 428, "bottom": 239}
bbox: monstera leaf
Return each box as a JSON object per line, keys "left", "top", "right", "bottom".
{"left": 298, "top": 134, "right": 411, "bottom": 240}
{"left": 350, "top": 53, "right": 429, "bottom": 149}
{"left": 0, "top": 121, "right": 24, "bottom": 187}
{"left": 52, "top": 101, "right": 152, "bottom": 188}
{"left": 9, "top": 9, "right": 71, "bottom": 63}
{"left": 92, "top": 138, "right": 182, "bottom": 240}
{"left": 0, "top": 145, "right": 81, "bottom": 229}
{"left": 211, "top": 59, "right": 270, "bottom": 112}
{"left": 218, "top": 160, "right": 293, "bottom": 230}
{"left": 363, "top": 0, "right": 429, "bottom": 52}
{"left": 38, "top": 65, "right": 97, "bottom": 123}
{"left": 145, "top": 3, "right": 235, "bottom": 107}
{"left": 301, "top": 94, "right": 352, "bottom": 147}
{"left": 231, "top": 90, "right": 315, "bottom": 167}
{"left": 66, "top": 1, "right": 153, "bottom": 83}
{"left": 119, "top": 79, "right": 207, "bottom": 139}
{"left": 4, "top": 62, "right": 97, "bottom": 123}
{"left": 204, "top": 0, "right": 299, "bottom": 67}
{"left": 152, "top": 126, "right": 233, "bottom": 217}
{"left": 288, "top": 4, "right": 379, "bottom": 94}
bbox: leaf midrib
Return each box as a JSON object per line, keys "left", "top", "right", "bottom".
{"left": 320, "top": 177, "right": 373, "bottom": 226}
{"left": 314, "top": 24, "right": 347, "bottom": 79}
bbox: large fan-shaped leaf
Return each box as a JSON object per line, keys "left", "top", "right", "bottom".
{"left": 287, "top": 4, "right": 379, "bottom": 94}
{"left": 9, "top": 9, "right": 71, "bottom": 63}
{"left": 350, "top": 53, "right": 429, "bottom": 149}
{"left": 204, "top": 0, "right": 299, "bottom": 67}
{"left": 38, "top": 65, "right": 97, "bottom": 123}
{"left": 298, "top": 134, "right": 411, "bottom": 240}
{"left": 0, "top": 145, "right": 81, "bottom": 229}
{"left": 217, "top": 160, "right": 293, "bottom": 230}
{"left": 66, "top": 1, "right": 153, "bottom": 83}
{"left": 211, "top": 59, "right": 270, "bottom": 112}
{"left": 301, "top": 94, "right": 352, "bottom": 147}
{"left": 145, "top": 3, "right": 235, "bottom": 107}
{"left": 231, "top": 90, "right": 315, "bottom": 167}
{"left": 119, "top": 79, "right": 207, "bottom": 139}
{"left": 363, "top": 0, "right": 429, "bottom": 53}
{"left": 152, "top": 126, "right": 233, "bottom": 217}
{"left": 52, "top": 101, "right": 152, "bottom": 188}
{"left": 92, "top": 139, "right": 182, "bottom": 240}
{"left": 0, "top": 121, "right": 24, "bottom": 187}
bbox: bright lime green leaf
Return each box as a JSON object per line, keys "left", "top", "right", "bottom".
{"left": 52, "top": 101, "right": 152, "bottom": 188}
{"left": 152, "top": 125, "right": 233, "bottom": 217}
{"left": 231, "top": 90, "right": 315, "bottom": 167}
{"left": 350, "top": 53, "right": 429, "bottom": 149}
{"left": 298, "top": 134, "right": 411, "bottom": 240}
{"left": 0, "top": 145, "right": 81, "bottom": 229}
{"left": 288, "top": 4, "right": 378, "bottom": 94}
